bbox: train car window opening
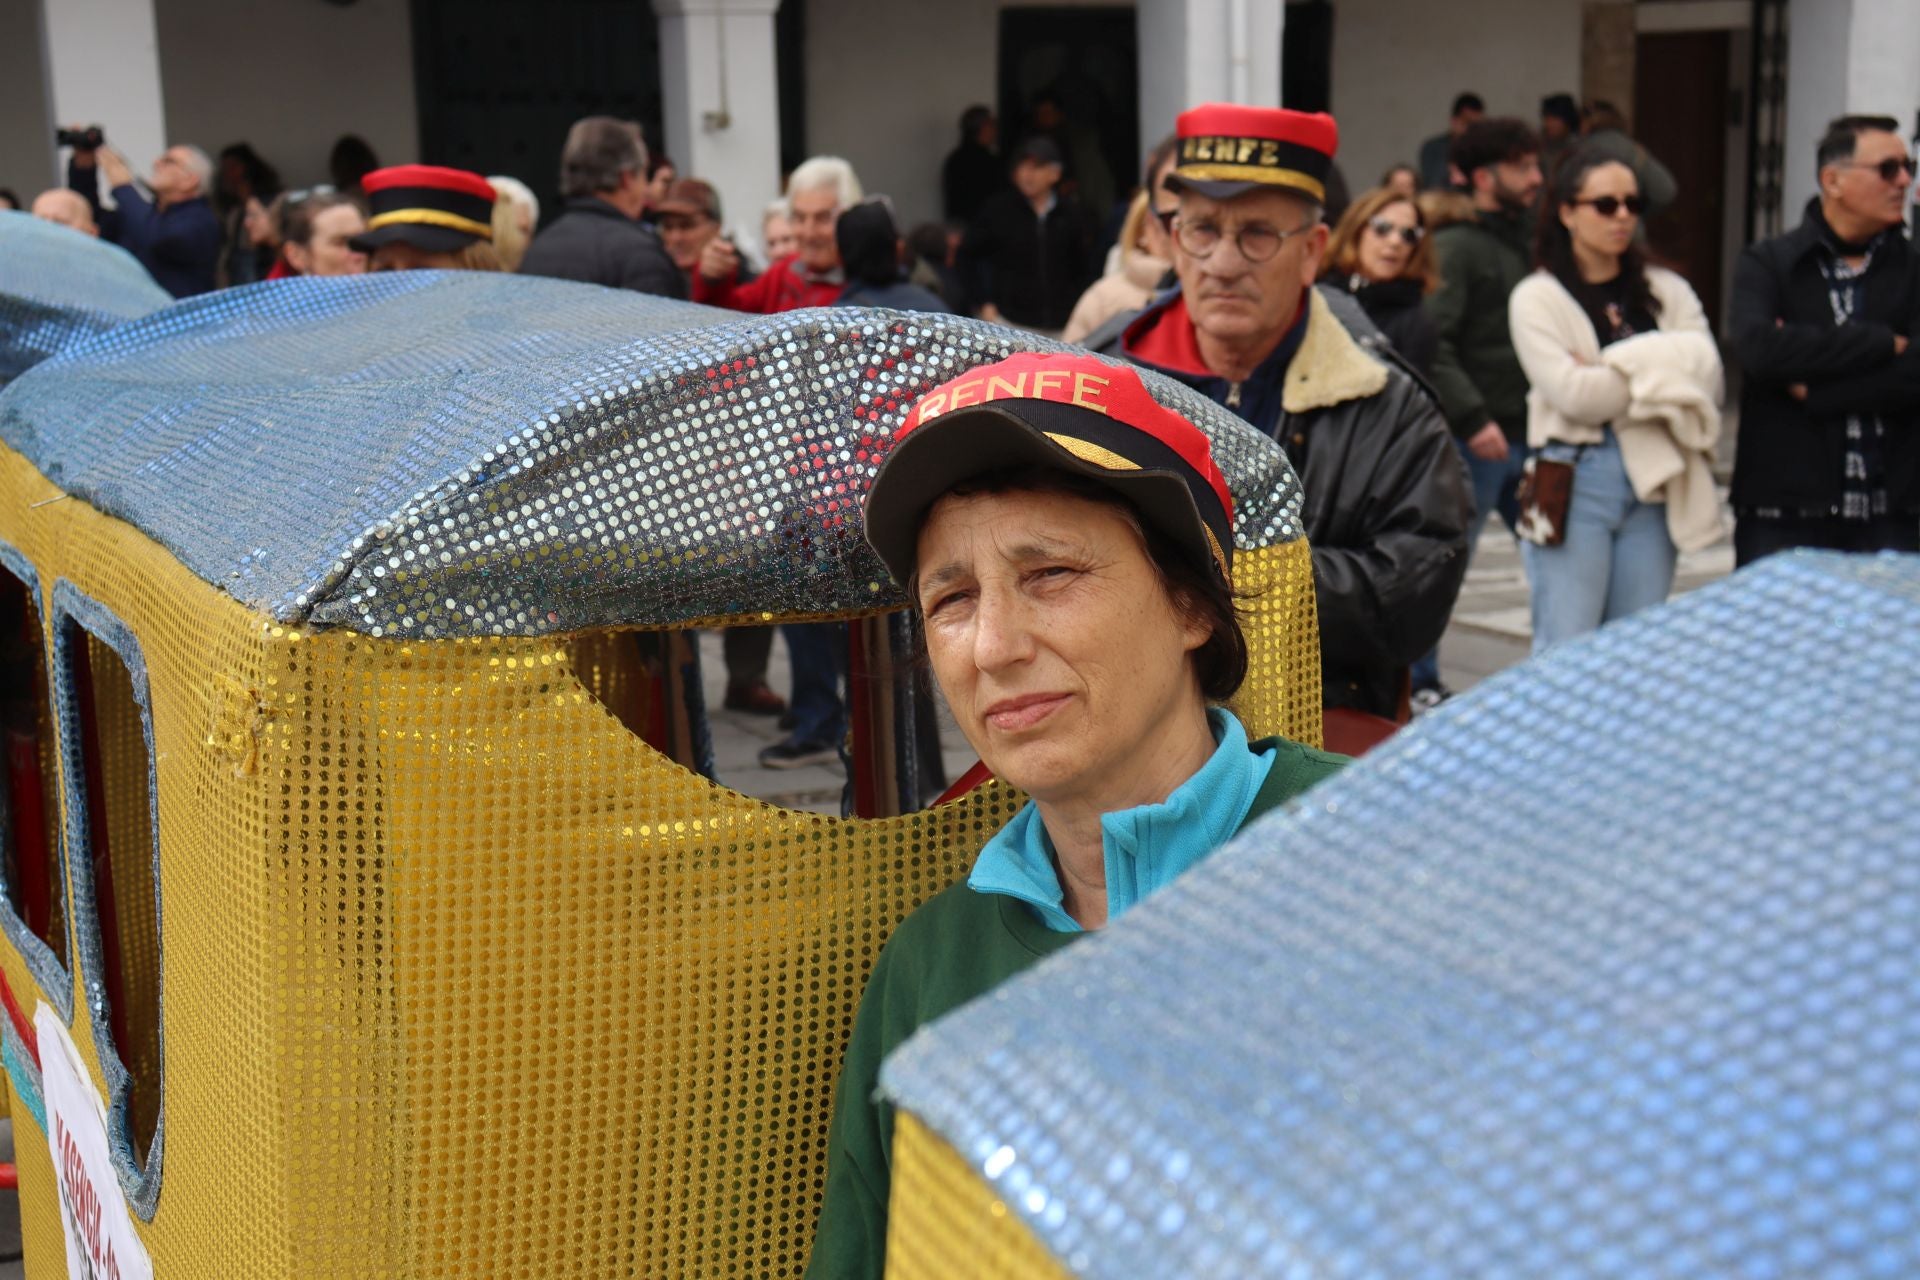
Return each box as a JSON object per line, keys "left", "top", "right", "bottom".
{"left": 0, "top": 550, "right": 69, "bottom": 1005}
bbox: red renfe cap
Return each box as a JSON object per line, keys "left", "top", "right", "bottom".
{"left": 1166, "top": 103, "right": 1340, "bottom": 204}
{"left": 349, "top": 164, "right": 499, "bottom": 255}
{"left": 864, "top": 352, "right": 1236, "bottom": 588}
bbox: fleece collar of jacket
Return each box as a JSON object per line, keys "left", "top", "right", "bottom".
{"left": 1124, "top": 286, "right": 1388, "bottom": 414}
{"left": 1282, "top": 285, "right": 1390, "bottom": 414}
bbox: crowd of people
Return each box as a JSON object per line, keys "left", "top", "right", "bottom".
{"left": 7, "top": 77, "right": 1918, "bottom": 1280}
{"left": 8, "top": 90, "right": 1916, "bottom": 738}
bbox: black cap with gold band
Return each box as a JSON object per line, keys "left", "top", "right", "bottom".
{"left": 1164, "top": 103, "right": 1341, "bottom": 204}
{"left": 348, "top": 164, "right": 498, "bottom": 255}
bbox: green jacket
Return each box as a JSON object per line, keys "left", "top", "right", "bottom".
{"left": 1426, "top": 208, "right": 1534, "bottom": 443}
{"left": 804, "top": 737, "right": 1347, "bottom": 1279}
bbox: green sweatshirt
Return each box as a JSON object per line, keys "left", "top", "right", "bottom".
{"left": 804, "top": 737, "right": 1347, "bottom": 1279}
{"left": 1427, "top": 207, "right": 1534, "bottom": 443}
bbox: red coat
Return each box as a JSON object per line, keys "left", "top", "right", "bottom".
{"left": 692, "top": 255, "right": 842, "bottom": 314}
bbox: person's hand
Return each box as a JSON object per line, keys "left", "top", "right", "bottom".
{"left": 1788, "top": 383, "right": 1808, "bottom": 402}
{"left": 99, "top": 147, "right": 134, "bottom": 190}
{"left": 697, "top": 236, "right": 740, "bottom": 283}
{"left": 1896, "top": 334, "right": 1909, "bottom": 356}
{"left": 1467, "top": 421, "right": 1510, "bottom": 462}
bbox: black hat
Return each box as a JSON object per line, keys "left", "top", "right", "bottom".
{"left": 1011, "top": 136, "right": 1063, "bottom": 168}
{"left": 348, "top": 164, "right": 497, "bottom": 255}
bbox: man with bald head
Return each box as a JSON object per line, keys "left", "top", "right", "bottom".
{"left": 66, "top": 131, "right": 220, "bottom": 296}
{"left": 30, "top": 189, "right": 98, "bottom": 236}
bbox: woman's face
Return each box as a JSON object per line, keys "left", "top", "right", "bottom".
{"left": 915, "top": 488, "right": 1210, "bottom": 807}
{"left": 1560, "top": 161, "right": 1641, "bottom": 263}
{"left": 1355, "top": 198, "right": 1420, "bottom": 283}
{"left": 290, "top": 204, "right": 368, "bottom": 277}
{"left": 763, "top": 214, "right": 797, "bottom": 261}
{"left": 1139, "top": 157, "right": 1179, "bottom": 262}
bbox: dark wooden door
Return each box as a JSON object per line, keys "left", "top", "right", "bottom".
{"left": 997, "top": 7, "right": 1139, "bottom": 222}
{"left": 1634, "top": 29, "right": 1731, "bottom": 327}
{"left": 411, "top": 0, "right": 665, "bottom": 228}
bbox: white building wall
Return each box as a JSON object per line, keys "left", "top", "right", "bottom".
{"left": 1327, "top": 0, "right": 1584, "bottom": 198}
{"left": 0, "top": 1, "right": 54, "bottom": 193}
{"left": 42, "top": 0, "right": 168, "bottom": 190}
{"left": 151, "top": 0, "right": 418, "bottom": 188}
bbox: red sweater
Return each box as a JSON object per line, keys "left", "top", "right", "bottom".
{"left": 693, "top": 255, "right": 843, "bottom": 314}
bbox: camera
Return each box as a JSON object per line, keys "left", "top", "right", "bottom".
{"left": 56, "top": 126, "right": 104, "bottom": 151}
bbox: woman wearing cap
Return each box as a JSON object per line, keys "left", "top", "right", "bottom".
{"left": 350, "top": 164, "right": 504, "bottom": 272}
{"left": 806, "top": 352, "right": 1345, "bottom": 1278}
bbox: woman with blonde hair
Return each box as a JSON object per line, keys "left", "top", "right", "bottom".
{"left": 1061, "top": 136, "right": 1177, "bottom": 345}
{"left": 349, "top": 164, "right": 505, "bottom": 272}
{"left": 487, "top": 175, "right": 540, "bottom": 272}
{"left": 1321, "top": 185, "right": 1442, "bottom": 376}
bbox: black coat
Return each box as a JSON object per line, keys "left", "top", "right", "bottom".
{"left": 958, "top": 190, "right": 1100, "bottom": 330}
{"left": 1324, "top": 275, "right": 1439, "bottom": 379}
{"left": 518, "top": 198, "right": 687, "bottom": 300}
{"left": 1729, "top": 199, "right": 1920, "bottom": 514}
{"left": 1085, "top": 287, "right": 1472, "bottom": 718}
{"left": 942, "top": 141, "right": 1007, "bottom": 224}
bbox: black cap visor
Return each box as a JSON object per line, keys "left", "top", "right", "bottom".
{"left": 864, "top": 400, "right": 1229, "bottom": 593}
{"left": 347, "top": 222, "right": 483, "bottom": 255}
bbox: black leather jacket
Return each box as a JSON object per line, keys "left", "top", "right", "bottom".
{"left": 1086, "top": 286, "right": 1472, "bottom": 717}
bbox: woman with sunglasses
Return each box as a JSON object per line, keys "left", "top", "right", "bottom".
{"left": 1321, "top": 187, "right": 1443, "bottom": 377}
{"left": 1508, "top": 148, "right": 1724, "bottom": 651}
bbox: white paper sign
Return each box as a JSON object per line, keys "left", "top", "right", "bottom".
{"left": 34, "top": 1003, "right": 154, "bottom": 1280}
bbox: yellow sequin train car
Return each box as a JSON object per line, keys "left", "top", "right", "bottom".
{"left": 0, "top": 262, "right": 1317, "bottom": 1276}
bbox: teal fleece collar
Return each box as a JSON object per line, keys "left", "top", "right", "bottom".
{"left": 965, "top": 708, "right": 1277, "bottom": 933}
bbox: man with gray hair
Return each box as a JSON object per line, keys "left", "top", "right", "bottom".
{"left": 694, "top": 155, "right": 861, "bottom": 314}
{"left": 517, "top": 116, "right": 685, "bottom": 298}
{"left": 66, "top": 132, "right": 220, "bottom": 296}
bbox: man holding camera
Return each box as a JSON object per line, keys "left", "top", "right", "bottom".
{"left": 64, "top": 127, "right": 221, "bottom": 298}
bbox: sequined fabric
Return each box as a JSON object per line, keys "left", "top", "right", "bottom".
{"left": 0, "top": 272, "right": 1304, "bottom": 639}
{"left": 882, "top": 550, "right": 1920, "bottom": 1279}
{"left": 0, "top": 211, "right": 170, "bottom": 385}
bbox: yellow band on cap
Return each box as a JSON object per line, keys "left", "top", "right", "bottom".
{"left": 1044, "top": 433, "right": 1138, "bottom": 473}
{"left": 1044, "top": 433, "right": 1232, "bottom": 579}
{"left": 367, "top": 208, "right": 494, "bottom": 240}
{"left": 1174, "top": 164, "right": 1326, "bottom": 203}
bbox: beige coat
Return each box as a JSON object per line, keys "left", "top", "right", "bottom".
{"left": 1062, "top": 249, "right": 1172, "bottom": 346}
{"left": 1509, "top": 266, "right": 1727, "bottom": 551}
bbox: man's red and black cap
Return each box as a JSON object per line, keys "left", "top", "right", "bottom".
{"left": 1165, "top": 103, "right": 1340, "bottom": 204}
{"left": 864, "top": 353, "right": 1236, "bottom": 590}
{"left": 348, "top": 164, "right": 497, "bottom": 254}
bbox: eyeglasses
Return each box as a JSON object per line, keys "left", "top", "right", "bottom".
{"left": 1571, "top": 195, "right": 1645, "bottom": 218}
{"left": 1366, "top": 217, "right": 1423, "bottom": 247}
{"left": 1172, "top": 216, "right": 1315, "bottom": 264}
{"left": 1843, "top": 156, "right": 1917, "bottom": 182}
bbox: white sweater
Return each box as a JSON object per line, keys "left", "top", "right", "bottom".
{"left": 1509, "top": 266, "right": 1727, "bottom": 551}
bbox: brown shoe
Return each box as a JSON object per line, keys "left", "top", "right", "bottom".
{"left": 723, "top": 680, "right": 787, "bottom": 716}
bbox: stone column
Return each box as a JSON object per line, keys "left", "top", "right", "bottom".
{"left": 653, "top": 0, "right": 784, "bottom": 255}
{"left": 1784, "top": 0, "right": 1920, "bottom": 208}
{"left": 1137, "top": 0, "right": 1284, "bottom": 149}
{"left": 40, "top": 0, "right": 168, "bottom": 189}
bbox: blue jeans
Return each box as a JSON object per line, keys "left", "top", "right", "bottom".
{"left": 1411, "top": 438, "right": 1526, "bottom": 689}
{"left": 780, "top": 621, "right": 846, "bottom": 746}
{"left": 1520, "top": 432, "right": 1676, "bottom": 654}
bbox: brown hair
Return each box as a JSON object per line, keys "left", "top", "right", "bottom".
{"left": 908, "top": 466, "right": 1249, "bottom": 702}
{"left": 1322, "top": 188, "right": 1438, "bottom": 293}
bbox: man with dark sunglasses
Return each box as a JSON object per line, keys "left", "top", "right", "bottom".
{"left": 1084, "top": 104, "right": 1470, "bottom": 729}
{"left": 1728, "top": 114, "right": 1920, "bottom": 565}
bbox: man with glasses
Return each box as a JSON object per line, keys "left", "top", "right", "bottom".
{"left": 1729, "top": 114, "right": 1920, "bottom": 564}
{"left": 1086, "top": 104, "right": 1470, "bottom": 727}
{"left": 65, "top": 131, "right": 220, "bottom": 297}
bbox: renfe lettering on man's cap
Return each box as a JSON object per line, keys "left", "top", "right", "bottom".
{"left": 909, "top": 369, "right": 1114, "bottom": 428}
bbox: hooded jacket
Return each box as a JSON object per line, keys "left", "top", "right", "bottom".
{"left": 1085, "top": 286, "right": 1473, "bottom": 717}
